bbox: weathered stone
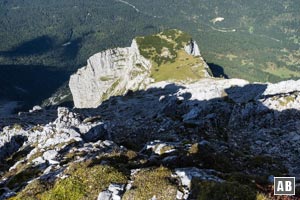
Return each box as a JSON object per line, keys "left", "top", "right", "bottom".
{"left": 175, "top": 168, "right": 223, "bottom": 189}
{"left": 98, "top": 184, "right": 125, "bottom": 200}
{"left": 29, "top": 105, "right": 42, "bottom": 113}
{"left": 43, "top": 150, "right": 58, "bottom": 161}
{"left": 98, "top": 191, "right": 112, "bottom": 200}
{"left": 69, "top": 40, "right": 153, "bottom": 108}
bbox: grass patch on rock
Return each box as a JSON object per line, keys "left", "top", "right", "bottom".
{"left": 6, "top": 166, "right": 42, "bottom": 191}
{"left": 123, "top": 166, "right": 177, "bottom": 200}
{"left": 9, "top": 179, "right": 52, "bottom": 200}
{"left": 10, "top": 161, "right": 127, "bottom": 200}
{"left": 136, "top": 29, "right": 207, "bottom": 82}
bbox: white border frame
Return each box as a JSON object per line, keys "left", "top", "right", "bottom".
{"left": 274, "top": 177, "right": 295, "bottom": 196}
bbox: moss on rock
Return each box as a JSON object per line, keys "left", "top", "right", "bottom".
{"left": 11, "top": 161, "right": 127, "bottom": 200}
{"left": 6, "top": 167, "right": 42, "bottom": 190}
{"left": 123, "top": 167, "right": 177, "bottom": 200}
{"left": 9, "top": 179, "right": 51, "bottom": 200}
{"left": 41, "top": 162, "right": 127, "bottom": 200}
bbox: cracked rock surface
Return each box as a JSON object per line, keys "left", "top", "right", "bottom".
{"left": 1, "top": 78, "right": 300, "bottom": 199}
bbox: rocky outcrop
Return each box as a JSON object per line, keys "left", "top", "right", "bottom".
{"left": 69, "top": 39, "right": 153, "bottom": 108}
{"left": 184, "top": 40, "right": 212, "bottom": 78}
{"left": 69, "top": 30, "right": 212, "bottom": 109}
{"left": 98, "top": 183, "right": 125, "bottom": 200}
{"left": 2, "top": 77, "right": 300, "bottom": 199}
{"left": 184, "top": 39, "right": 201, "bottom": 57}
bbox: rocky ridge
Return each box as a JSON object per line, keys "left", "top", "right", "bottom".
{"left": 1, "top": 78, "right": 300, "bottom": 199}
{"left": 69, "top": 29, "right": 211, "bottom": 109}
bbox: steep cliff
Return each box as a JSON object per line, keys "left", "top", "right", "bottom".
{"left": 69, "top": 40, "right": 153, "bottom": 108}
{"left": 69, "top": 29, "right": 211, "bottom": 108}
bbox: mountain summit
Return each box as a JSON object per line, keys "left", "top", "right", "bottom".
{"left": 69, "top": 29, "right": 211, "bottom": 108}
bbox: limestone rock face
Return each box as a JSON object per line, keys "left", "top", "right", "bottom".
{"left": 69, "top": 39, "right": 153, "bottom": 108}
{"left": 184, "top": 40, "right": 211, "bottom": 78}
{"left": 69, "top": 30, "right": 213, "bottom": 109}
{"left": 184, "top": 40, "right": 201, "bottom": 57}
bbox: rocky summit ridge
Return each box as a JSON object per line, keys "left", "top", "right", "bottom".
{"left": 1, "top": 30, "right": 300, "bottom": 199}
{"left": 69, "top": 29, "right": 211, "bottom": 108}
